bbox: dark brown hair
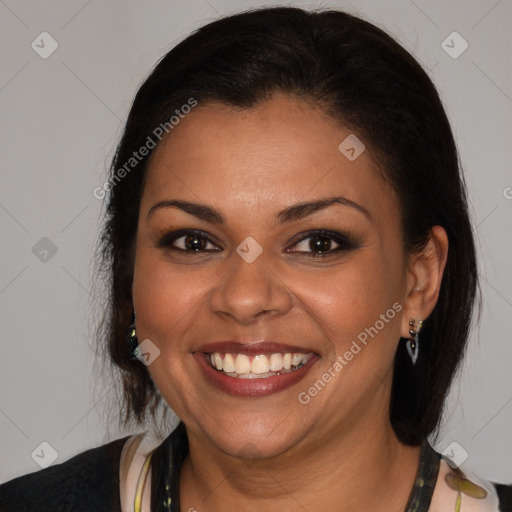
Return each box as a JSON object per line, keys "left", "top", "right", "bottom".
{"left": 96, "top": 6, "right": 479, "bottom": 445}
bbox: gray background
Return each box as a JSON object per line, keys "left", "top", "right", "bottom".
{"left": 1, "top": 0, "right": 511, "bottom": 484}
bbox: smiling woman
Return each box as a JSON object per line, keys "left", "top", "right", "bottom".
{"left": 0, "top": 5, "right": 506, "bottom": 512}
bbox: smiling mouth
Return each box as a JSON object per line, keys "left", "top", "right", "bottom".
{"left": 206, "top": 352, "right": 314, "bottom": 379}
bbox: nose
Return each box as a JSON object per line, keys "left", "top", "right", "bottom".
{"left": 209, "top": 248, "right": 292, "bottom": 325}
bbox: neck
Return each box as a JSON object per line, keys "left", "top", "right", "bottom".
{"left": 178, "top": 396, "right": 421, "bottom": 512}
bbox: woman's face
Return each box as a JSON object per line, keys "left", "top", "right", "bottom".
{"left": 133, "top": 95, "right": 413, "bottom": 457}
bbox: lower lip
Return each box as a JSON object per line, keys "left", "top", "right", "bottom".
{"left": 194, "top": 352, "right": 319, "bottom": 397}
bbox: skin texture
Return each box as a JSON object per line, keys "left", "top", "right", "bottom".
{"left": 132, "top": 94, "right": 449, "bottom": 511}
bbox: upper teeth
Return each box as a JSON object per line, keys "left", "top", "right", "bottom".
{"left": 209, "top": 352, "right": 311, "bottom": 375}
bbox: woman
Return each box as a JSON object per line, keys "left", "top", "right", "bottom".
{"left": 1, "top": 6, "right": 507, "bottom": 512}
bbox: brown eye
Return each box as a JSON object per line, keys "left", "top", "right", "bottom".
{"left": 157, "top": 230, "right": 220, "bottom": 252}
{"left": 308, "top": 234, "right": 336, "bottom": 253}
{"left": 287, "top": 230, "right": 359, "bottom": 257}
{"left": 181, "top": 233, "right": 208, "bottom": 251}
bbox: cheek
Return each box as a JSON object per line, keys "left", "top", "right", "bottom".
{"left": 297, "top": 252, "right": 404, "bottom": 363}
{"left": 131, "top": 250, "right": 207, "bottom": 352}
{"left": 307, "top": 257, "right": 399, "bottom": 323}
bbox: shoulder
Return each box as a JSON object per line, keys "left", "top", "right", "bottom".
{"left": 0, "top": 436, "right": 130, "bottom": 512}
{"left": 429, "top": 457, "right": 502, "bottom": 512}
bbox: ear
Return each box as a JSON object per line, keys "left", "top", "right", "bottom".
{"left": 401, "top": 226, "right": 449, "bottom": 338}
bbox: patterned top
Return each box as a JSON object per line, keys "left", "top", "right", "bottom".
{"left": 121, "top": 423, "right": 502, "bottom": 512}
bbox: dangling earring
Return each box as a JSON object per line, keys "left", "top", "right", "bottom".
{"left": 126, "top": 312, "right": 139, "bottom": 360}
{"left": 406, "top": 318, "right": 423, "bottom": 365}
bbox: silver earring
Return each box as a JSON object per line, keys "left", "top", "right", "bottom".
{"left": 406, "top": 318, "right": 423, "bottom": 365}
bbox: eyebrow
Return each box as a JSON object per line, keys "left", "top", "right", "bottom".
{"left": 147, "top": 196, "right": 371, "bottom": 224}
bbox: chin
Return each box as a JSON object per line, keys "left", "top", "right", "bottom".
{"left": 193, "top": 412, "right": 308, "bottom": 460}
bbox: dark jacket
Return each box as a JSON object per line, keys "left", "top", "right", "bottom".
{"left": 0, "top": 436, "right": 128, "bottom": 511}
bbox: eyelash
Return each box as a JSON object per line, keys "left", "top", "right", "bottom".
{"left": 156, "top": 229, "right": 360, "bottom": 257}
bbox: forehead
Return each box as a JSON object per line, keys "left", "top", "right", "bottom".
{"left": 141, "top": 95, "right": 397, "bottom": 223}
